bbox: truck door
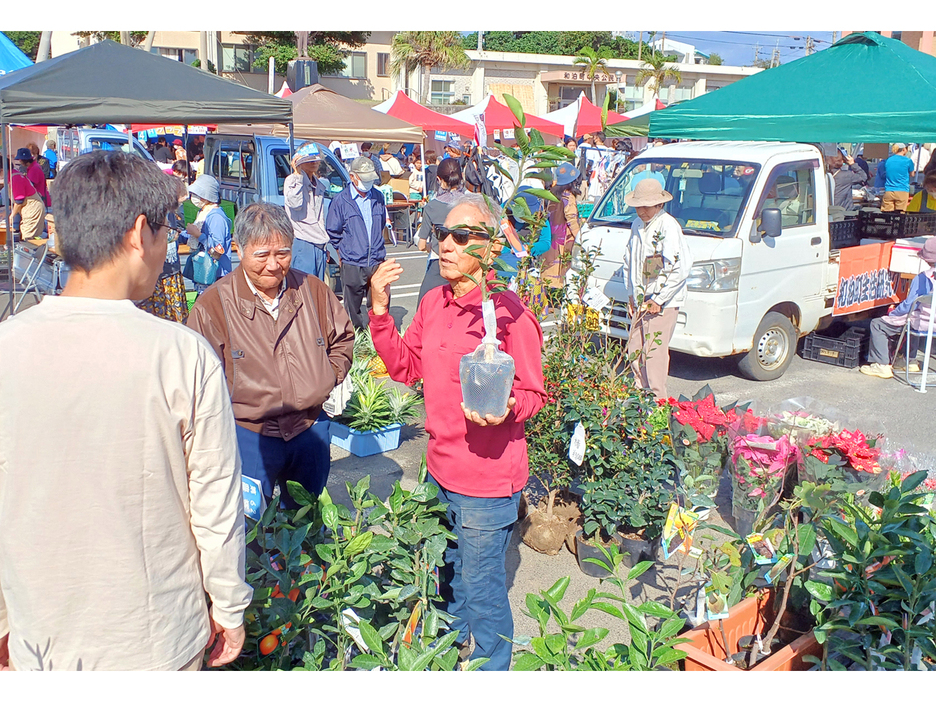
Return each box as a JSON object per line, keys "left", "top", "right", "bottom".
{"left": 736, "top": 159, "right": 826, "bottom": 349}
{"left": 210, "top": 137, "right": 259, "bottom": 210}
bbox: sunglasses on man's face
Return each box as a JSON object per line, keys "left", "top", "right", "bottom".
{"left": 432, "top": 225, "right": 490, "bottom": 246}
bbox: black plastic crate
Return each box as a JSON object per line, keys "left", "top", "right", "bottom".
{"left": 799, "top": 327, "right": 869, "bottom": 369}
{"left": 830, "top": 218, "right": 860, "bottom": 248}
{"left": 858, "top": 210, "right": 936, "bottom": 239}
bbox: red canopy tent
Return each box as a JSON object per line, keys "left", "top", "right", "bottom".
{"left": 450, "top": 95, "right": 564, "bottom": 139}
{"left": 372, "top": 90, "right": 474, "bottom": 138}
{"left": 544, "top": 93, "right": 630, "bottom": 137}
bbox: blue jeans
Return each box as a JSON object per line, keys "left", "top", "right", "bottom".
{"left": 235, "top": 412, "right": 331, "bottom": 506}
{"left": 428, "top": 474, "right": 520, "bottom": 671}
{"left": 291, "top": 239, "right": 327, "bottom": 280}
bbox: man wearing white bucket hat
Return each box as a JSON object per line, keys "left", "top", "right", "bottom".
{"left": 621, "top": 178, "right": 693, "bottom": 399}
{"left": 284, "top": 141, "right": 330, "bottom": 280}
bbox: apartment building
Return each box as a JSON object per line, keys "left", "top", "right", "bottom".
{"left": 48, "top": 31, "right": 758, "bottom": 116}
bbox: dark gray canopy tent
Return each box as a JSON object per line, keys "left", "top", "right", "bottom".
{"left": 0, "top": 39, "right": 293, "bottom": 314}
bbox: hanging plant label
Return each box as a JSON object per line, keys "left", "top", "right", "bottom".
{"left": 582, "top": 287, "right": 611, "bottom": 311}
{"left": 569, "top": 421, "right": 586, "bottom": 466}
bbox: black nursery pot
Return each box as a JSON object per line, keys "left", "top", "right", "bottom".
{"left": 574, "top": 529, "right": 616, "bottom": 578}
{"left": 617, "top": 532, "right": 660, "bottom": 569}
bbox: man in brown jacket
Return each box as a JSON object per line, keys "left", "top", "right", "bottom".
{"left": 188, "top": 202, "right": 354, "bottom": 505}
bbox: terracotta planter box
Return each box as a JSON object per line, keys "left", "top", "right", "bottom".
{"left": 676, "top": 590, "right": 821, "bottom": 671}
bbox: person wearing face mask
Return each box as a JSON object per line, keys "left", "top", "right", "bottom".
{"left": 185, "top": 175, "right": 232, "bottom": 295}
{"left": 907, "top": 173, "right": 936, "bottom": 213}
{"left": 10, "top": 148, "right": 47, "bottom": 241}
{"left": 325, "top": 156, "right": 388, "bottom": 329}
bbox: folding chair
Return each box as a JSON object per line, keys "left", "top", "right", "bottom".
{"left": 894, "top": 294, "right": 936, "bottom": 393}
{"left": 12, "top": 242, "right": 49, "bottom": 313}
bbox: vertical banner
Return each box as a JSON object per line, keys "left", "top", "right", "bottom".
{"left": 473, "top": 113, "right": 486, "bottom": 147}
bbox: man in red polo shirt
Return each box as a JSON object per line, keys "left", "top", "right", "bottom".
{"left": 368, "top": 193, "right": 546, "bottom": 671}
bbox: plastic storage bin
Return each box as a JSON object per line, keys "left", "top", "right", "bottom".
{"left": 858, "top": 210, "right": 936, "bottom": 239}
{"left": 799, "top": 326, "right": 869, "bottom": 369}
{"left": 829, "top": 217, "right": 861, "bottom": 249}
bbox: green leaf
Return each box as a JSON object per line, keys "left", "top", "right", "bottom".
{"left": 286, "top": 480, "right": 315, "bottom": 507}
{"left": 350, "top": 653, "right": 384, "bottom": 670}
{"left": 512, "top": 652, "right": 545, "bottom": 671}
{"left": 589, "top": 601, "right": 626, "bottom": 620}
{"left": 574, "top": 627, "right": 609, "bottom": 650}
{"left": 356, "top": 619, "right": 384, "bottom": 656}
{"left": 805, "top": 580, "right": 833, "bottom": 602}
{"left": 462, "top": 657, "right": 490, "bottom": 671}
{"left": 654, "top": 647, "right": 688, "bottom": 667}
{"left": 916, "top": 550, "right": 934, "bottom": 576}
{"left": 502, "top": 93, "right": 526, "bottom": 128}
{"left": 627, "top": 560, "right": 654, "bottom": 580}
{"left": 856, "top": 616, "right": 898, "bottom": 627}
{"left": 637, "top": 601, "right": 677, "bottom": 619}
{"left": 345, "top": 531, "right": 374, "bottom": 558}
{"left": 522, "top": 187, "right": 560, "bottom": 203}
{"left": 321, "top": 503, "right": 339, "bottom": 531}
{"left": 545, "top": 576, "right": 571, "bottom": 604}
{"left": 902, "top": 470, "right": 928, "bottom": 493}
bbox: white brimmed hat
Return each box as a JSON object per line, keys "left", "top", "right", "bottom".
{"left": 623, "top": 178, "right": 673, "bottom": 207}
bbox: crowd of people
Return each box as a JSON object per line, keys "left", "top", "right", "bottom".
{"left": 5, "top": 125, "right": 936, "bottom": 673}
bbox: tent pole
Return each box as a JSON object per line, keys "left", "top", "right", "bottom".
{"left": 288, "top": 122, "right": 294, "bottom": 157}
{"left": 2, "top": 120, "right": 14, "bottom": 318}
{"left": 184, "top": 124, "right": 190, "bottom": 181}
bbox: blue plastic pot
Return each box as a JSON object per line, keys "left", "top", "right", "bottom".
{"left": 329, "top": 422, "right": 402, "bottom": 457}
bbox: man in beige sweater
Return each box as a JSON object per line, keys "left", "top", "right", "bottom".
{"left": 0, "top": 151, "right": 252, "bottom": 671}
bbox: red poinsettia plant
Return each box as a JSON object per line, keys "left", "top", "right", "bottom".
{"left": 798, "top": 428, "right": 885, "bottom": 497}
{"left": 664, "top": 386, "right": 759, "bottom": 513}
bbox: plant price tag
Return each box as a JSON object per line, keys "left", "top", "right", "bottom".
{"left": 241, "top": 475, "right": 265, "bottom": 520}
{"left": 582, "top": 287, "right": 610, "bottom": 311}
{"left": 569, "top": 422, "right": 586, "bottom": 466}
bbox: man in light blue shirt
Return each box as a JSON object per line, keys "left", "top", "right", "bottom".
{"left": 882, "top": 143, "right": 915, "bottom": 213}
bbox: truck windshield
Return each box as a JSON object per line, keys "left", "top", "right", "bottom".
{"left": 591, "top": 158, "right": 760, "bottom": 237}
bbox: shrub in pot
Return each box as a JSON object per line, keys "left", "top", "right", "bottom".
{"left": 331, "top": 369, "right": 422, "bottom": 457}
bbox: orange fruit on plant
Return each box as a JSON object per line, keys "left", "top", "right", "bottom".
{"left": 288, "top": 588, "right": 300, "bottom": 602}
{"left": 271, "top": 584, "right": 284, "bottom": 598}
{"left": 259, "top": 634, "right": 278, "bottom": 656}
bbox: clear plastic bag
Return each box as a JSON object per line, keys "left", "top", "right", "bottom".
{"left": 459, "top": 298, "right": 515, "bottom": 418}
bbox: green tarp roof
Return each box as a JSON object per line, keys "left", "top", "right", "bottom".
{"left": 0, "top": 40, "right": 291, "bottom": 125}
{"left": 604, "top": 112, "right": 650, "bottom": 138}
{"left": 649, "top": 32, "right": 936, "bottom": 143}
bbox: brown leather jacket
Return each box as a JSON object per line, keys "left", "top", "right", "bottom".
{"left": 187, "top": 266, "right": 354, "bottom": 441}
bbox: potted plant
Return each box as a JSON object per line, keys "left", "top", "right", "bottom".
{"left": 728, "top": 430, "right": 799, "bottom": 537}
{"left": 330, "top": 372, "right": 422, "bottom": 457}
{"left": 808, "top": 470, "right": 936, "bottom": 670}
{"left": 668, "top": 387, "right": 749, "bottom": 519}
{"left": 576, "top": 387, "right": 677, "bottom": 575}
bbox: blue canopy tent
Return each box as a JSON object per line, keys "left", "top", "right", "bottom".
{"left": 0, "top": 33, "right": 32, "bottom": 77}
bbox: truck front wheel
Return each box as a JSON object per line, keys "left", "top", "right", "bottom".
{"left": 737, "top": 312, "right": 798, "bottom": 381}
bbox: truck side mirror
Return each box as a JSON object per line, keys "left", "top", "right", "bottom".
{"left": 758, "top": 208, "right": 782, "bottom": 239}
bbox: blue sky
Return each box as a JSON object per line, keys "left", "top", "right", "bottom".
{"left": 633, "top": 31, "right": 838, "bottom": 66}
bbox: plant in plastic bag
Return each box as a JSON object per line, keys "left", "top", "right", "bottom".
{"left": 453, "top": 93, "right": 571, "bottom": 418}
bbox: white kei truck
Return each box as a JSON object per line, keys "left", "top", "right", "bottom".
{"left": 572, "top": 141, "right": 924, "bottom": 381}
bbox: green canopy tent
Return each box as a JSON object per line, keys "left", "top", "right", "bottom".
{"left": 649, "top": 32, "right": 936, "bottom": 143}
{"left": 604, "top": 111, "right": 651, "bottom": 138}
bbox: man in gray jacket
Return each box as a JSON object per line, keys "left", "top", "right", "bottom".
{"left": 284, "top": 142, "right": 330, "bottom": 279}
{"left": 828, "top": 152, "right": 868, "bottom": 211}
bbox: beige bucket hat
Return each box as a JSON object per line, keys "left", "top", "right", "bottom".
{"left": 624, "top": 178, "right": 673, "bottom": 207}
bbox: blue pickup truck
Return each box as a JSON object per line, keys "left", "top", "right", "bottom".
{"left": 203, "top": 133, "right": 350, "bottom": 210}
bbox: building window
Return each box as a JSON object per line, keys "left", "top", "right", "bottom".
{"left": 623, "top": 84, "right": 644, "bottom": 111}
{"left": 671, "top": 85, "right": 693, "bottom": 103}
{"left": 377, "top": 53, "right": 390, "bottom": 77}
{"left": 220, "top": 44, "right": 262, "bottom": 74}
{"left": 325, "top": 52, "right": 367, "bottom": 79}
{"left": 430, "top": 80, "right": 455, "bottom": 105}
{"left": 156, "top": 47, "right": 198, "bottom": 66}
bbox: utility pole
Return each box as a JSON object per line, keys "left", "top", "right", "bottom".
{"left": 198, "top": 31, "right": 209, "bottom": 71}
{"left": 637, "top": 31, "right": 643, "bottom": 61}
{"left": 831, "top": 31, "right": 837, "bottom": 44}
{"left": 805, "top": 36, "right": 815, "bottom": 55}
{"left": 770, "top": 40, "right": 780, "bottom": 68}
{"left": 753, "top": 43, "right": 760, "bottom": 65}
{"left": 661, "top": 30, "right": 666, "bottom": 57}
{"left": 477, "top": 31, "right": 483, "bottom": 53}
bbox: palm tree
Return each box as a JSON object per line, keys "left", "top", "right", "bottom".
{"left": 389, "top": 31, "right": 470, "bottom": 105}
{"left": 635, "top": 54, "right": 682, "bottom": 103}
{"left": 573, "top": 46, "right": 613, "bottom": 104}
